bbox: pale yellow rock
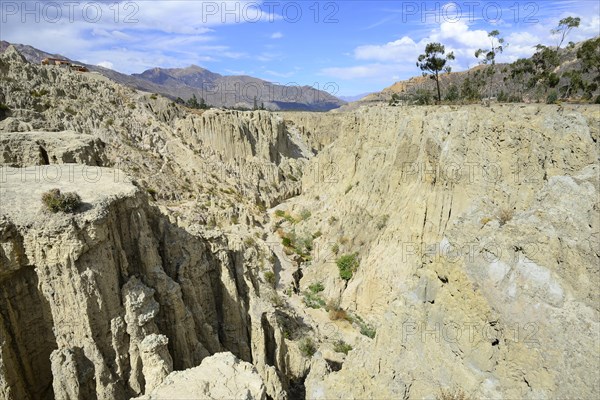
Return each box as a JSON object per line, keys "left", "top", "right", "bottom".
{"left": 133, "top": 352, "right": 266, "bottom": 400}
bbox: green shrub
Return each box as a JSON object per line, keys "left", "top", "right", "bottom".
{"left": 352, "top": 315, "right": 376, "bottom": 338}
{"left": 360, "top": 324, "right": 376, "bottom": 339}
{"left": 595, "top": 95, "right": 600, "bottom": 104}
{"left": 444, "top": 84, "right": 460, "bottom": 102}
{"left": 0, "top": 103, "right": 9, "bottom": 120}
{"left": 546, "top": 90, "right": 559, "bottom": 104}
{"left": 264, "top": 271, "right": 276, "bottom": 286}
{"left": 303, "top": 291, "right": 326, "bottom": 309}
{"left": 413, "top": 88, "right": 433, "bottom": 105}
{"left": 42, "top": 189, "right": 82, "bottom": 213}
{"left": 497, "top": 90, "right": 508, "bottom": 102}
{"left": 275, "top": 210, "right": 286, "bottom": 218}
{"left": 548, "top": 73, "right": 560, "bottom": 88}
{"left": 333, "top": 340, "right": 352, "bottom": 355}
{"left": 299, "top": 337, "right": 316, "bottom": 357}
{"left": 389, "top": 93, "right": 401, "bottom": 106}
{"left": 336, "top": 253, "right": 359, "bottom": 281}
{"left": 309, "top": 282, "right": 324, "bottom": 293}
{"left": 281, "top": 236, "right": 293, "bottom": 248}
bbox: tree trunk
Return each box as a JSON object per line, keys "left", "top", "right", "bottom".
{"left": 435, "top": 72, "right": 441, "bottom": 104}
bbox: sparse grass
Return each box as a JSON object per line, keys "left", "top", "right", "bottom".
{"left": 64, "top": 106, "right": 77, "bottom": 115}
{"left": 328, "top": 307, "right": 348, "bottom": 321}
{"left": 299, "top": 337, "right": 316, "bottom": 357}
{"left": 275, "top": 209, "right": 297, "bottom": 224}
{"left": 480, "top": 216, "right": 492, "bottom": 226}
{"left": 299, "top": 209, "right": 311, "bottom": 221}
{"left": 42, "top": 189, "right": 82, "bottom": 214}
{"left": 331, "top": 243, "right": 340, "bottom": 255}
{"left": 270, "top": 293, "right": 284, "bottom": 308}
{"left": 326, "top": 299, "right": 349, "bottom": 321}
{"left": 150, "top": 94, "right": 158, "bottom": 100}
{"left": 336, "top": 253, "right": 359, "bottom": 281}
{"left": 30, "top": 89, "right": 49, "bottom": 97}
{"left": 312, "top": 230, "right": 322, "bottom": 239}
{"left": 438, "top": 388, "right": 473, "bottom": 400}
{"left": 333, "top": 340, "right": 352, "bottom": 355}
{"left": 376, "top": 214, "right": 390, "bottom": 230}
{"left": 328, "top": 216, "right": 338, "bottom": 225}
{"left": 244, "top": 237, "right": 256, "bottom": 247}
{"left": 496, "top": 206, "right": 514, "bottom": 226}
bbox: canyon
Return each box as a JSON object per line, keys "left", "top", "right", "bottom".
{"left": 1, "top": 44, "right": 599, "bottom": 399}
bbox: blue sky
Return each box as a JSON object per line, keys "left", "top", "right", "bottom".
{"left": 1, "top": 0, "right": 599, "bottom": 96}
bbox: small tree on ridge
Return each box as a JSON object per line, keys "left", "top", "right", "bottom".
{"left": 416, "top": 42, "right": 455, "bottom": 104}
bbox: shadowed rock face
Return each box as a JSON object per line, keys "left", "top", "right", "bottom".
{"left": 1, "top": 44, "right": 599, "bottom": 400}
{"left": 0, "top": 166, "right": 262, "bottom": 398}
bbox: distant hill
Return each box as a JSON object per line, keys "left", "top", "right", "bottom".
{"left": 338, "top": 93, "right": 373, "bottom": 102}
{"left": 350, "top": 37, "right": 600, "bottom": 106}
{"left": 0, "top": 41, "right": 345, "bottom": 111}
{"left": 132, "top": 65, "right": 345, "bottom": 111}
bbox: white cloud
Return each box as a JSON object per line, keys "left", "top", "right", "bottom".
{"left": 354, "top": 36, "right": 418, "bottom": 62}
{"left": 321, "top": 63, "right": 413, "bottom": 81}
{"left": 264, "top": 70, "right": 294, "bottom": 78}
{"left": 271, "top": 32, "right": 283, "bottom": 39}
{"left": 97, "top": 61, "right": 114, "bottom": 69}
{"left": 0, "top": 0, "right": 280, "bottom": 74}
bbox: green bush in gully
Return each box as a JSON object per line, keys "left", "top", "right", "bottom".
{"left": 336, "top": 253, "right": 359, "bottom": 281}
